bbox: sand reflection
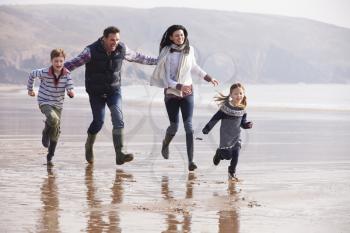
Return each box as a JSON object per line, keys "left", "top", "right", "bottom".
{"left": 85, "top": 164, "right": 106, "bottom": 232}
{"left": 85, "top": 165, "right": 133, "bottom": 232}
{"left": 218, "top": 181, "right": 240, "bottom": 233}
{"left": 37, "top": 166, "right": 61, "bottom": 233}
{"left": 161, "top": 173, "right": 196, "bottom": 233}
{"left": 108, "top": 169, "right": 133, "bottom": 232}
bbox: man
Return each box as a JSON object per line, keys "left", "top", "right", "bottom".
{"left": 65, "top": 26, "right": 157, "bottom": 165}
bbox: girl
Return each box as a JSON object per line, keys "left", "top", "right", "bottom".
{"left": 27, "top": 48, "right": 74, "bottom": 166}
{"left": 202, "top": 83, "right": 252, "bottom": 180}
{"left": 151, "top": 24, "right": 219, "bottom": 171}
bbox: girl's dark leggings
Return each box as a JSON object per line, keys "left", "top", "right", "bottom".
{"left": 218, "top": 143, "right": 241, "bottom": 174}
{"left": 229, "top": 147, "right": 240, "bottom": 173}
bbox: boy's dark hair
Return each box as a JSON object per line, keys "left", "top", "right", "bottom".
{"left": 50, "top": 48, "right": 66, "bottom": 60}
{"left": 159, "top": 24, "right": 190, "bottom": 54}
{"left": 103, "top": 26, "right": 120, "bottom": 38}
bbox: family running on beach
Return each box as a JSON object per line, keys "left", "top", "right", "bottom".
{"left": 27, "top": 25, "right": 253, "bottom": 180}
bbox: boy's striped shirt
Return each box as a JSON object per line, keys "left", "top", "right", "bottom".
{"left": 27, "top": 67, "right": 74, "bottom": 109}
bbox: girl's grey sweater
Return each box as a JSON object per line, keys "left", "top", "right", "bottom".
{"left": 202, "top": 101, "right": 250, "bottom": 149}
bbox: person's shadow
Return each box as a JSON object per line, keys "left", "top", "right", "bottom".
{"left": 85, "top": 164, "right": 133, "bottom": 233}
{"left": 37, "top": 166, "right": 61, "bottom": 233}
{"left": 161, "top": 173, "right": 196, "bottom": 233}
{"left": 217, "top": 181, "right": 240, "bottom": 233}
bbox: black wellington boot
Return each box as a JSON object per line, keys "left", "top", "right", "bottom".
{"left": 47, "top": 140, "right": 57, "bottom": 166}
{"left": 161, "top": 133, "right": 175, "bottom": 159}
{"left": 85, "top": 132, "right": 97, "bottom": 164}
{"left": 186, "top": 132, "right": 197, "bottom": 171}
{"left": 113, "top": 129, "right": 134, "bottom": 165}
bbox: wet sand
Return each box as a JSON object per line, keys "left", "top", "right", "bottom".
{"left": 1, "top": 86, "right": 350, "bottom": 232}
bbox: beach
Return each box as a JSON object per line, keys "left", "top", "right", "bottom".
{"left": 0, "top": 84, "right": 350, "bottom": 233}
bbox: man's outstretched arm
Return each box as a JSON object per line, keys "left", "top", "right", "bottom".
{"left": 64, "top": 47, "right": 91, "bottom": 71}
{"left": 124, "top": 44, "right": 157, "bottom": 65}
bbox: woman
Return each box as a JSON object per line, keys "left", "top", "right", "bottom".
{"left": 151, "top": 24, "right": 219, "bottom": 171}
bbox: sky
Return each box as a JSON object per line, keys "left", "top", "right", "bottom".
{"left": 0, "top": 0, "right": 349, "bottom": 29}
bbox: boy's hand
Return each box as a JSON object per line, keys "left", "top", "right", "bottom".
{"left": 28, "top": 90, "right": 35, "bottom": 97}
{"left": 67, "top": 90, "right": 75, "bottom": 98}
{"left": 243, "top": 121, "right": 253, "bottom": 129}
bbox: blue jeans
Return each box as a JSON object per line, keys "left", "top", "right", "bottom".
{"left": 88, "top": 88, "right": 124, "bottom": 134}
{"left": 164, "top": 94, "right": 194, "bottom": 135}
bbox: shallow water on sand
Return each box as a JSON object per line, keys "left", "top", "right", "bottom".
{"left": 1, "top": 88, "right": 350, "bottom": 232}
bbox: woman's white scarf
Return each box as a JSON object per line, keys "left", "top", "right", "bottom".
{"left": 150, "top": 45, "right": 193, "bottom": 91}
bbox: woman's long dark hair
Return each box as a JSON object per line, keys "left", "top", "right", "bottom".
{"left": 159, "top": 24, "right": 190, "bottom": 54}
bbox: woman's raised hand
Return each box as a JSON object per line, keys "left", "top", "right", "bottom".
{"left": 210, "top": 78, "right": 219, "bottom": 87}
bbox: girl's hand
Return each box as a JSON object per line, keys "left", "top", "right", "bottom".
{"left": 210, "top": 78, "right": 219, "bottom": 86}
{"left": 244, "top": 122, "right": 253, "bottom": 129}
{"left": 202, "top": 127, "right": 210, "bottom": 134}
{"left": 28, "top": 90, "right": 35, "bottom": 97}
{"left": 67, "top": 90, "right": 75, "bottom": 98}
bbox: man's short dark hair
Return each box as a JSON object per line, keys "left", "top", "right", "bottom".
{"left": 103, "top": 26, "right": 120, "bottom": 38}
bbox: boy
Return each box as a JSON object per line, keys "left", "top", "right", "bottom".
{"left": 27, "top": 48, "right": 74, "bottom": 166}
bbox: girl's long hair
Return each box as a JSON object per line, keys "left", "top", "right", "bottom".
{"left": 159, "top": 24, "right": 190, "bottom": 54}
{"left": 215, "top": 83, "right": 247, "bottom": 108}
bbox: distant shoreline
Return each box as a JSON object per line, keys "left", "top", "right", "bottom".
{"left": 0, "top": 84, "right": 24, "bottom": 92}
{"left": 4, "top": 83, "right": 350, "bottom": 111}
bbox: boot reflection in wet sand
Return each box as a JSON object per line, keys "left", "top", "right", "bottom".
{"left": 108, "top": 169, "right": 133, "bottom": 233}
{"left": 217, "top": 181, "right": 240, "bottom": 233}
{"left": 84, "top": 164, "right": 107, "bottom": 232}
{"left": 161, "top": 176, "right": 178, "bottom": 233}
{"left": 183, "top": 173, "right": 196, "bottom": 232}
{"left": 37, "top": 166, "right": 61, "bottom": 233}
{"left": 161, "top": 174, "right": 196, "bottom": 233}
